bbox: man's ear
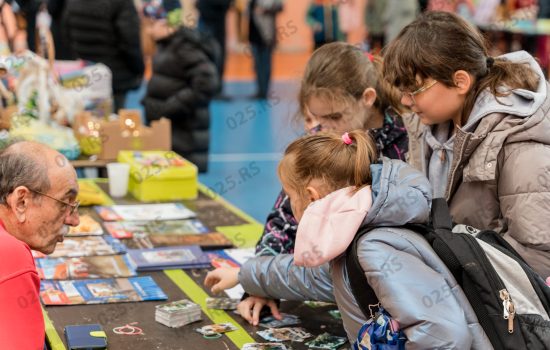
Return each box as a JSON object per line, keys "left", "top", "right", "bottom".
{"left": 7, "top": 186, "right": 30, "bottom": 222}
{"left": 453, "top": 70, "right": 473, "bottom": 95}
{"left": 361, "top": 87, "right": 377, "bottom": 108}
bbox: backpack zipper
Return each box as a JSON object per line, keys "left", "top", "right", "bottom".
{"left": 463, "top": 234, "right": 515, "bottom": 334}
{"left": 500, "top": 289, "right": 516, "bottom": 333}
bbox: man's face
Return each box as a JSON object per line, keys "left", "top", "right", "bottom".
{"left": 26, "top": 167, "right": 80, "bottom": 254}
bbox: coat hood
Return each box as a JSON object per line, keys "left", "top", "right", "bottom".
{"left": 464, "top": 50, "right": 547, "bottom": 131}
{"left": 364, "top": 158, "right": 432, "bottom": 227}
{"left": 158, "top": 27, "right": 220, "bottom": 64}
{"left": 294, "top": 159, "right": 432, "bottom": 267}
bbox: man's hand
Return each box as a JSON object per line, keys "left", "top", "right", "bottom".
{"left": 237, "top": 296, "right": 282, "bottom": 326}
{"left": 204, "top": 267, "right": 240, "bottom": 294}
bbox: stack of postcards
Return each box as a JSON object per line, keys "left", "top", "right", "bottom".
{"left": 155, "top": 299, "right": 202, "bottom": 328}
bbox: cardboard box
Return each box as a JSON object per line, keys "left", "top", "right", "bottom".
{"left": 73, "top": 110, "right": 171, "bottom": 160}
{"left": 117, "top": 150, "right": 198, "bottom": 201}
{"left": 0, "top": 105, "right": 17, "bottom": 129}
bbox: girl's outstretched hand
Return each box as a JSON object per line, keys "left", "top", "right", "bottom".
{"left": 237, "top": 296, "right": 282, "bottom": 326}
{"left": 204, "top": 267, "right": 240, "bottom": 294}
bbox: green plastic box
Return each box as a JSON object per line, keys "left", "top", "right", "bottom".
{"left": 117, "top": 150, "right": 198, "bottom": 201}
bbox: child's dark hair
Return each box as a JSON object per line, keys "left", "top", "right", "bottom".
{"left": 278, "top": 130, "right": 378, "bottom": 196}
{"left": 298, "top": 42, "right": 403, "bottom": 126}
{"left": 383, "top": 11, "right": 540, "bottom": 125}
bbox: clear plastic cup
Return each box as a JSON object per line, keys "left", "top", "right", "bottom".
{"left": 106, "top": 162, "right": 130, "bottom": 198}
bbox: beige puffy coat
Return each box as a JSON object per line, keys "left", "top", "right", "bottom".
{"left": 407, "top": 51, "right": 550, "bottom": 278}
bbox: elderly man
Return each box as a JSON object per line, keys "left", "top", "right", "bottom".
{"left": 0, "top": 141, "right": 79, "bottom": 349}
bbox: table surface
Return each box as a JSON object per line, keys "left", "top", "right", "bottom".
{"left": 44, "top": 183, "right": 347, "bottom": 350}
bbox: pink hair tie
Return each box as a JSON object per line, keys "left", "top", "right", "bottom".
{"left": 342, "top": 132, "right": 353, "bottom": 145}
{"left": 365, "top": 52, "right": 374, "bottom": 62}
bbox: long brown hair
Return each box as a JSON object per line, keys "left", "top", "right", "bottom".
{"left": 298, "top": 42, "right": 403, "bottom": 127}
{"left": 382, "top": 11, "right": 540, "bottom": 125}
{"left": 278, "top": 130, "right": 379, "bottom": 196}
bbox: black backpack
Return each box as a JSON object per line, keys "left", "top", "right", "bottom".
{"left": 346, "top": 198, "right": 550, "bottom": 349}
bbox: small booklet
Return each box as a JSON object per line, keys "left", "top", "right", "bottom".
{"left": 126, "top": 245, "right": 211, "bottom": 271}
{"left": 103, "top": 219, "right": 211, "bottom": 239}
{"left": 35, "top": 255, "right": 137, "bottom": 280}
{"left": 222, "top": 248, "right": 256, "bottom": 266}
{"left": 40, "top": 276, "right": 168, "bottom": 305}
{"left": 66, "top": 214, "right": 104, "bottom": 236}
{"left": 206, "top": 250, "right": 241, "bottom": 268}
{"left": 32, "top": 236, "right": 126, "bottom": 259}
{"left": 123, "top": 232, "right": 233, "bottom": 250}
{"left": 95, "top": 203, "right": 196, "bottom": 222}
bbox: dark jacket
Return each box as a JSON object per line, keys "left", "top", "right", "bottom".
{"left": 141, "top": 27, "right": 219, "bottom": 173}
{"left": 306, "top": 4, "right": 340, "bottom": 45}
{"left": 196, "top": 0, "right": 232, "bottom": 21}
{"left": 48, "top": 0, "right": 75, "bottom": 60}
{"left": 63, "top": 0, "right": 144, "bottom": 93}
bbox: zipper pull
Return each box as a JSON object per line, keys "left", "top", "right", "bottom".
{"left": 502, "top": 299, "right": 509, "bottom": 319}
{"left": 499, "top": 289, "right": 515, "bottom": 333}
{"left": 508, "top": 307, "right": 515, "bottom": 334}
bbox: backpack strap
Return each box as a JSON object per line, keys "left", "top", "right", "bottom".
{"left": 430, "top": 198, "right": 453, "bottom": 230}
{"left": 345, "top": 226, "right": 379, "bottom": 319}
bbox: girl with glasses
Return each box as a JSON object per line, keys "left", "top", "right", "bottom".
{"left": 383, "top": 11, "right": 550, "bottom": 279}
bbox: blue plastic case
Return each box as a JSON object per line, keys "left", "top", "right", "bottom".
{"left": 64, "top": 324, "right": 107, "bottom": 350}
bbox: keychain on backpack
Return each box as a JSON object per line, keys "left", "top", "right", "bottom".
{"left": 353, "top": 304, "right": 406, "bottom": 350}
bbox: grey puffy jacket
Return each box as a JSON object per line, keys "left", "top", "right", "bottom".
{"left": 239, "top": 159, "right": 493, "bottom": 349}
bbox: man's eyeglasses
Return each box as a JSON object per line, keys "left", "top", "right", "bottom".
{"left": 401, "top": 80, "right": 438, "bottom": 105}
{"left": 29, "top": 189, "right": 80, "bottom": 215}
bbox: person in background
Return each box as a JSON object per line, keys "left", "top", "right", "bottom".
{"left": 47, "top": 0, "right": 74, "bottom": 59}
{"left": 306, "top": 0, "right": 340, "bottom": 50}
{"left": 364, "top": 0, "right": 385, "bottom": 54}
{"left": 196, "top": 0, "right": 232, "bottom": 97}
{"left": 141, "top": 24, "right": 219, "bottom": 173}
{"left": 63, "top": 0, "right": 144, "bottom": 112}
{"left": 382, "top": 0, "right": 418, "bottom": 44}
{"left": 0, "top": 141, "right": 80, "bottom": 350}
{"left": 248, "top": 0, "right": 283, "bottom": 99}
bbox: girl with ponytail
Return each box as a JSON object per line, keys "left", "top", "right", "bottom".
{"left": 205, "top": 130, "right": 490, "bottom": 348}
